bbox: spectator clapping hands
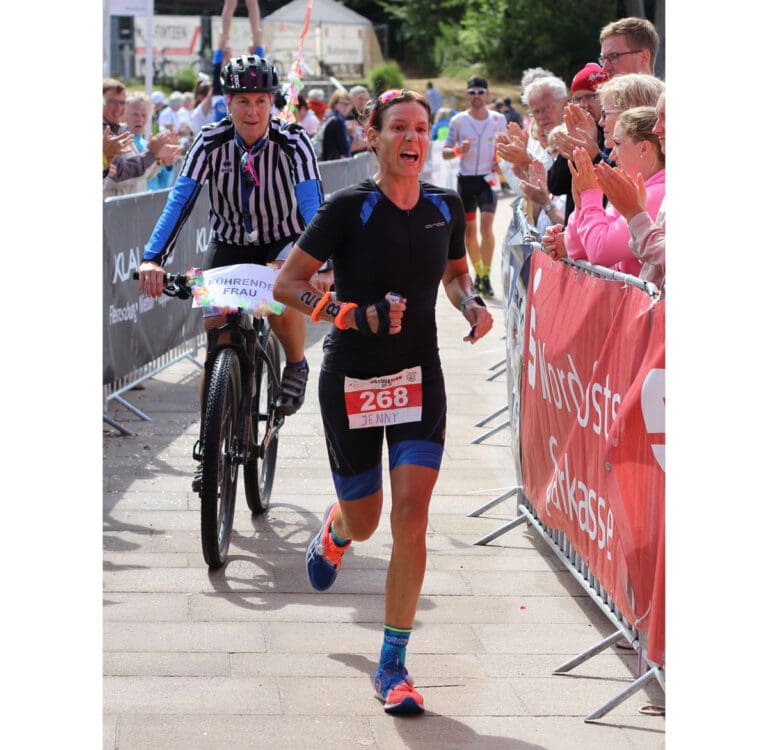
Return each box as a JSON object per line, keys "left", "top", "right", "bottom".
{"left": 595, "top": 161, "right": 647, "bottom": 221}
{"left": 519, "top": 159, "right": 550, "bottom": 206}
{"left": 549, "top": 106, "right": 598, "bottom": 162}
{"left": 147, "top": 130, "right": 183, "bottom": 164}
{"left": 496, "top": 121, "right": 531, "bottom": 175}
{"left": 103, "top": 127, "right": 133, "bottom": 164}
{"left": 567, "top": 146, "right": 599, "bottom": 207}
{"left": 541, "top": 224, "right": 566, "bottom": 260}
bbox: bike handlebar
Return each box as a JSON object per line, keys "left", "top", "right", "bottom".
{"left": 132, "top": 271, "right": 193, "bottom": 300}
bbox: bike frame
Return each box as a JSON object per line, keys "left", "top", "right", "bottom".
{"left": 194, "top": 313, "right": 283, "bottom": 468}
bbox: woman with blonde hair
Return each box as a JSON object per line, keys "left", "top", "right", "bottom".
{"left": 563, "top": 106, "right": 665, "bottom": 276}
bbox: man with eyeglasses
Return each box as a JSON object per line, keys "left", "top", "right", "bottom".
{"left": 441, "top": 76, "right": 508, "bottom": 298}
{"left": 139, "top": 57, "right": 324, "bottom": 468}
{"left": 546, "top": 63, "right": 610, "bottom": 225}
{"left": 102, "top": 78, "right": 177, "bottom": 184}
{"left": 598, "top": 16, "right": 659, "bottom": 77}
{"left": 497, "top": 75, "right": 568, "bottom": 178}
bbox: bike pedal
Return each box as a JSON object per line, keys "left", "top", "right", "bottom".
{"left": 192, "top": 439, "right": 203, "bottom": 461}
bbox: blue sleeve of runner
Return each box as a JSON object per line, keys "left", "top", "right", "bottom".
{"left": 143, "top": 176, "right": 202, "bottom": 263}
{"left": 295, "top": 179, "right": 323, "bottom": 226}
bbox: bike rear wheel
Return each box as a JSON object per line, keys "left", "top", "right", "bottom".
{"left": 200, "top": 348, "right": 241, "bottom": 568}
{"left": 243, "top": 330, "right": 282, "bottom": 514}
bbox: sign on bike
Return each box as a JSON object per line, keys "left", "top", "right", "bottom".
{"left": 133, "top": 266, "right": 285, "bottom": 569}
{"left": 189, "top": 263, "right": 286, "bottom": 316}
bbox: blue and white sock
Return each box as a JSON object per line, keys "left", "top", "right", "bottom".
{"left": 379, "top": 625, "right": 412, "bottom": 668}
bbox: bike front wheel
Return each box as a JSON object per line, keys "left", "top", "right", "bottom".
{"left": 200, "top": 348, "right": 241, "bottom": 568}
{"left": 243, "top": 330, "right": 282, "bottom": 514}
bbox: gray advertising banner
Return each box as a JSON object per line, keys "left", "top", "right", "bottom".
{"left": 103, "top": 152, "right": 372, "bottom": 388}
{"left": 103, "top": 190, "right": 211, "bottom": 384}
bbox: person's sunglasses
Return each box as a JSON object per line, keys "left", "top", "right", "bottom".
{"left": 467, "top": 88, "right": 487, "bottom": 96}
{"left": 240, "top": 150, "right": 259, "bottom": 186}
{"left": 369, "top": 89, "right": 428, "bottom": 125}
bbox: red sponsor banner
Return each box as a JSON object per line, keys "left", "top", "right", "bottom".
{"left": 521, "top": 252, "right": 665, "bottom": 665}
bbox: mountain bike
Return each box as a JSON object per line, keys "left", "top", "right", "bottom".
{"left": 135, "top": 270, "right": 284, "bottom": 568}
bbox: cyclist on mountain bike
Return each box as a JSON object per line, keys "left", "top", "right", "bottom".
{"left": 139, "top": 55, "right": 323, "bottom": 490}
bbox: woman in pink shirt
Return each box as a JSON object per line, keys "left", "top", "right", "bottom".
{"left": 564, "top": 106, "right": 665, "bottom": 275}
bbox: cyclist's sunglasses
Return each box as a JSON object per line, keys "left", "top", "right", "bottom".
{"left": 241, "top": 150, "right": 259, "bottom": 186}
{"left": 241, "top": 136, "right": 270, "bottom": 186}
{"left": 467, "top": 88, "right": 487, "bottom": 96}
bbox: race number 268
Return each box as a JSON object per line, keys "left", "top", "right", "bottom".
{"left": 344, "top": 366, "right": 423, "bottom": 429}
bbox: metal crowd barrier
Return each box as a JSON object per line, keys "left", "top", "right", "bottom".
{"left": 103, "top": 337, "right": 205, "bottom": 437}
{"left": 468, "top": 204, "right": 665, "bottom": 721}
{"left": 103, "top": 151, "right": 377, "bottom": 435}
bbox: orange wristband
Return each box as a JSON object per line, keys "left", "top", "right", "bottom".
{"left": 310, "top": 291, "right": 332, "bottom": 323}
{"left": 453, "top": 145, "right": 462, "bottom": 157}
{"left": 334, "top": 302, "right": 358, "bottom": 330}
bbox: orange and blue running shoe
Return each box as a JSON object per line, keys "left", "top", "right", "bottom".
{"left": 306, "top": 502, "right": 350, "bottom": 591}
{"left": 374, "top": 661, "right": 425, "bottom": 715}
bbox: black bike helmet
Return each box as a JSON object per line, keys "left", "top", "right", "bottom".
{"left": 220, "top": 55, "right": 280, "bottom": 94}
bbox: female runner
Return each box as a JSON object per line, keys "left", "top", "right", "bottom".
{"left": 273, "top": 89, "right": 493, "bottom": 714}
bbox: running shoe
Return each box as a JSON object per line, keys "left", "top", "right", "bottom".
{"left": 306, "top": 502, "right": 350, "bottom": 591}
{"left": 474, "top": 275, "right": 485, "bottom": 296}
{"left": 480, "top": 275, "right": 495, "bottom": 299}
{"left": 277, "top": 361, "right": 310, "bottom": 416}
{"left": 374, "top": 661, "right": 425, "bottom": 715}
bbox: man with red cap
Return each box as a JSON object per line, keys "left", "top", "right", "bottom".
{"left": 546, "top": 62, "right": 611, "bottom": 225}
{"left": 570, "top": 63, "right": 608, "bottom": 125}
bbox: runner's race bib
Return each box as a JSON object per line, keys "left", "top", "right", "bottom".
{"left": 344, "top": 366, "right": 423, "bottom": 429}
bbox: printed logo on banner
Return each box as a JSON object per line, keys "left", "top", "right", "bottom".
{"left": 641, "top": 368, "right": 665, "bottom": 471}
{"left": 524, "top": 264, "right": 619, "bottom": 558}
{"left": 104, "top": 190, "right": 211, "bottom": 383}
{"left": 195, "top": 226, "right": 214, "bottom": 256}
{"left": 520, "top": 252, "right": 665, "bottom": 659}
{"left": 112, "top": 246, "right": 143, "bottom": 284}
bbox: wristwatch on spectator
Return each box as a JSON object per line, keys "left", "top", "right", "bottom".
{"left": 543, "top": 201, "right": 555, "bottom": 214}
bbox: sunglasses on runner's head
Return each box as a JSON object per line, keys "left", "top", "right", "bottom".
{"left": 368, "top": 89, "right": 430, "bottom": 128}
{"left": 467, "top": 88, "right": 487, "bottom": 96}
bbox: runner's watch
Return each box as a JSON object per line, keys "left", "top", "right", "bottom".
{"left": 460, "top": 293, "right": 486, "bottom": 316}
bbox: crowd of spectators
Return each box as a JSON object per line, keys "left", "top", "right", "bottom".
{"left": 498, "top": 15, "right": 666, "bottom": 292}
{"left": 103, "top": 13, "right": 665, "bottom": 292}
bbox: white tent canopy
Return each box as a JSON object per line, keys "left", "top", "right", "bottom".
{"left": 266, "top": 0, "right": 372, "bottom": 25}
{"left": 261, "top": 0, "right": 383, "bottom": 77}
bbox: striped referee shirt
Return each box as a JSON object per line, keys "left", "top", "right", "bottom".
{"left": 144, "top": 116, "right": 323, "bottom": 265}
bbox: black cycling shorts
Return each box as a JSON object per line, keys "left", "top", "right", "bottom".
{"left": 318, "top": 364, "right": 447, "bottom": 500}
{"left": 203, "top": 235, "right": 300, "bottom": 270}
{"left": 457, "top": 174, "right": 498, "bottom": 216}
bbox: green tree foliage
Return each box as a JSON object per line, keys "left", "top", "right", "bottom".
{"left": 376, "top": 0, "right": 465, "bottom": 74}
{"left": 458, "top": 0, "right": 616, "bottom": 80}
{"left": 375, "top": 0, "right": 622, "bottom": 80}
{"left": 172, "top": 66, "right": 198, "bottom": 93}
{"left": 369, "top": 60, "right": 405, "bottom": 95}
